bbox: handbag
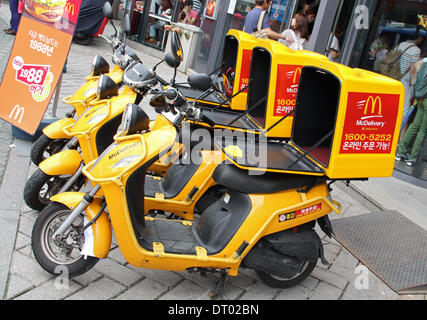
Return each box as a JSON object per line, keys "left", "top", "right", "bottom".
{"left": 18, "top": 0, "right": 25, "bottom": 14}
{"left": 251, "top": 10, "right": 268, "bottom": 39}
{"left": 378, "top": 44, "right": 416, "bottom": 80}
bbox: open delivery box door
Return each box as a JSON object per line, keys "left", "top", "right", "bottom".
{"left": 216, "top": 59, "right": 405, "bottom": 179}
{"left": 177, "top": 30, "right": 258, "bottom": 109}
{"left": 198, "top": 34, "right": 328, "bottom": 139}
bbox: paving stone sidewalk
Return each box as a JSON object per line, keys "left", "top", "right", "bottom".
{"left": 0, "top": 6, "right": 425, "bottom": 301}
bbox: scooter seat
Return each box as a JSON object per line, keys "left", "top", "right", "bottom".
{"left": 145, "top": 162, "right": 201, "bottom": 199}
{"left": 176, "top": 85, "right": 228, "bottom": 105}
{"left": 212, "top": 163, "right": 319, "bottom": 194}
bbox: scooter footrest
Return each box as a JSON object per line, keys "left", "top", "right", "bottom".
{"left": 145, "top": 175, "right": 162, "bottom": 198}
{"left": 140, "top": 218, "right": 202, "bottom": 255}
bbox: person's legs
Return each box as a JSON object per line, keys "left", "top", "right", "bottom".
{"left": 398, "top": 100, "right": 423, "bottom": 160}
{"left": 9, "top": 0, "right": 21, "bottom": 32}
{"left": 406, "top": 98, "right": 427, "bottom": 166}
{"left": 402, "top": 80, "right": 412, "bottom": 120}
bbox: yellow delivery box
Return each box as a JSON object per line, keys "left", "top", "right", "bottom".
{"left": 243, "top": 39, "right": 328, "bottom": 138}
{"left": 217, "top": 60, "right": 404, "bottom": 179}
{"left": 289, "top": 60, "right": 404, "bottom": 179}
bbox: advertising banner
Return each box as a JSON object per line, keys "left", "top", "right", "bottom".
{"left": 340, "top": 92, "right": 400, "bottom": 154}
{"left": 237, "top": 49, "right": 252, "bottom": 93}
{"left": 0, "top": 0, "right": 82, "bottom": 135}
{"left": 273, "top": 64, "right": 302, "bottom": 117}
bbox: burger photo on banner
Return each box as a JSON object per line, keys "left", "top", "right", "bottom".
{"left": 23, "top": 0, "right": 78, "bottom": 34}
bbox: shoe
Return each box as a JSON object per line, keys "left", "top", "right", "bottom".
{"left": 395, "top": 152, "right": 408, "bottom": 161}
{"left": 3, "top": 28, "right": 13, "bottom": 32}
{"left": 4, "top": 29, "right": 16, "bottom": 35}
{"left": 405, "top": 159, "right": 417, "bottom": 167}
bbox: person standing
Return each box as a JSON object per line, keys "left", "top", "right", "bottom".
{"left": 396, "top": 55, "right": 427, "bottom": 167}
{"left": 279, "top": 13, "right": 309, "bottom": 50}
{"left": 396, "top": 34, "right": 424, "bottom": 120}
{"left": 4, "top": 0, "right": 22, "bottom": 35}
{"left": 243, "top": 0, "right": 285, "bottom": 41}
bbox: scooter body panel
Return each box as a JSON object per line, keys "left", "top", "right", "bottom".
{"left": 64, "top": 66, "right": 124, "bottom": 116}
{"left": 42, "top": 118, "right": 76, "bottom": 140}
{"left": 50, "top": 192, "right": 112, "bottom": 258}
{"left": 144, "top": 149, "right": 226, "bottom": 219}
{"left": 39, "top": 149, "right": 83, "bottom": 176}
{"left": 66, "top": 87, "right": 138, "bottom": 163}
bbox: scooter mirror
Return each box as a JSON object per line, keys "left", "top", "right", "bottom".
{"left": 188, "top": 73, "right": 212, "bottom": 92}
{"left": 124, "top": 14, "right": 131, "bottom": 34}
{"left": 171, "top": 31, "right": 183, "bottom": 62}
{"left": 164, "top": 52, "right": 180, "bottom": 69}
{"left": 103, "top": 1, "right": 117, "bottom": 36}
{"left": 103, "top": 2, "right": 113, "bottom": 19}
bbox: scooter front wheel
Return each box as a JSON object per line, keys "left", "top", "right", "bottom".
{"left": 256, "top": 261, "right": 316, "bottom": 289}
{"left": 31, "top": 134, "right": 69, "bottom": 166}
{"left": 31, "top": 202, "right": 99, "bottom": 277}
{"left": 23, "top": 169, "right": 84, "bottom": 211}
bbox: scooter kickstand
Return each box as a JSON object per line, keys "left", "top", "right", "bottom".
{"left": 208, "top": 272, "right": 229, "bottom": 300}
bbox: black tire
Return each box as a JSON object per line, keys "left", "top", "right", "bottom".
{"left": 31, "top": 202, "right": 99, "bottom": 277}
{"left": 23, "top": 169, "right": 84, "bottom": 211}
{"left": 256, "top": 260, "right": 317, "bottom": 289}
{"left": 31, "top": 134, "right": 69, "bottom": 166}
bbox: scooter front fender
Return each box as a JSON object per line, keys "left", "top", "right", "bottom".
{"left": 50, "top": 192, "right": 112, "bottom": 259}
{"left": 39, "top": 150, "right": 83, "bottom": 176}
{"left": 42, "top": 118, "right": 76, "bottom": 140}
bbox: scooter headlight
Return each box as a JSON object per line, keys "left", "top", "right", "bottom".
{"left": 97, "top": 75, "right": 119, "bottom": 100}
{"left": 117, "top": 103, "right": 150, "bottom": 136}
{"left": 87, "top": 113, "right": 108, "bottom": 125}
{"left": 112, "top": 155, "right": 140, "bottom": 168}
{"left": 91, "top": 55, "right": 110, "bottom": 76}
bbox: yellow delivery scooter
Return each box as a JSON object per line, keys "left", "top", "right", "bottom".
{"left": 30, "top": 43, "right": 404, "bottom": 297}
{"left": 31, "top": 81, "right": 340, "bottom": 296}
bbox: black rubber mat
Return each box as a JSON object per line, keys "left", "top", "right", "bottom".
{"left": 332, "top": 210, "right": 427, "bottom": 293}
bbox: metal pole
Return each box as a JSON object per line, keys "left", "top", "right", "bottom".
{"left": 51, "top": 72, "right": 63, "bottom": 117}
{"left": 306, "top": 0, "right": 340, "bottom": 54}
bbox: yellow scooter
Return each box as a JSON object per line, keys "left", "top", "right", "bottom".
{"left": 30, "top": 38, "right": 404, "bottom": 296}
{"left": 31, "top": 85, "right": 340, "bottom": 296}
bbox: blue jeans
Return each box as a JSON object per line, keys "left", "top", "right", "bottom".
{"left": 9, "top": 0, "right": 21, "bottom": 31}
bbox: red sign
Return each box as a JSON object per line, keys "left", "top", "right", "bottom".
{"left": 273, "top": 64, "right": 302, "bottom": 117}
{"left": 0, "top": 0, "right": 82, "bottom": 134}
{"left": 237, "top": 49, "right": 252, "bottom": 93}
{"left": 340, "top": 92, "right": 400, "bottom": 154}
{"left": 278, "top": 203, "right": 322, "bottom": 223}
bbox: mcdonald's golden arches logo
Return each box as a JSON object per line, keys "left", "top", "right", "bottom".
{"left": 66, "top": 3, "right": 75, "bottom": 16}
{"left": 363, "top": 96, "right": 382, "bottom": 115}
{"left": 293, "top": 67, "right": 302, "bottom": 83}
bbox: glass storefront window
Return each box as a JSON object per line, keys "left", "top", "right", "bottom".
{"left": 344, "top": 0, "right": 427, "bottom": 181}
{"left": 190, "top": 0, "right": 225, "bottom": 73}
{"left": 119, "top": 0, "right": 147, "bottom": 38}
{"left": 142, "top": 0, "right": 174, "bottom": 49}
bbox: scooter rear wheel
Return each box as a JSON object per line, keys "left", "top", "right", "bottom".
{"left": 31, "top": 202, "right": 99, "bottom": 277}
{"left": 256, "top": 261, "right": 316, "bottom": 289}
{"left": 31, "top": 134, "right": 69, "bottom": 166}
